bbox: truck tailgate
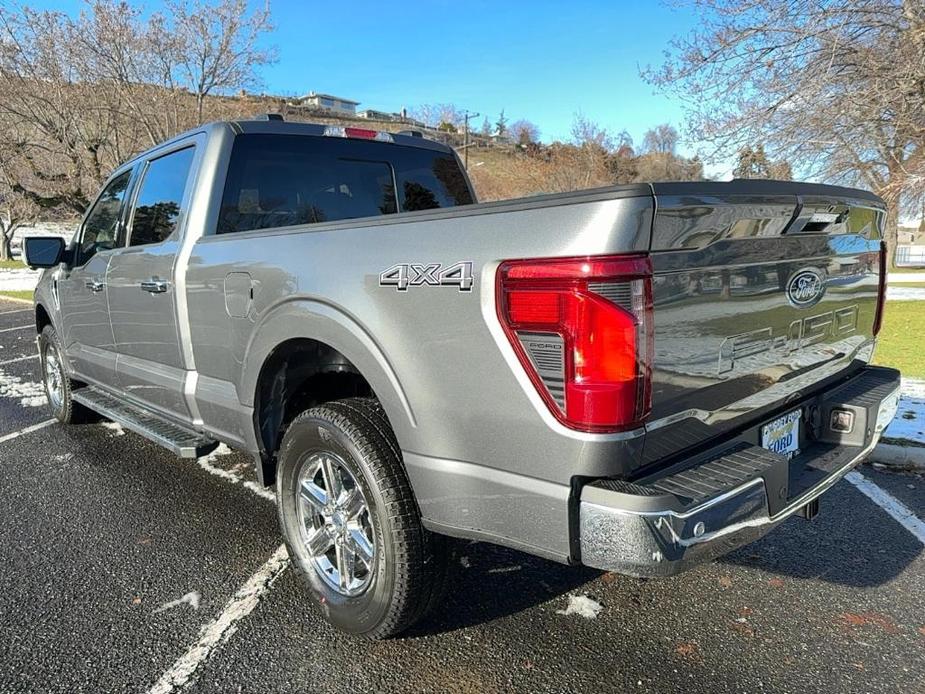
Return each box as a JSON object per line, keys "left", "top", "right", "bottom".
{"left": 642, "top": 181, "right": 886, "bottom": 468}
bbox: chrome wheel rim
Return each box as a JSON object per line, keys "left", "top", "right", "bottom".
{"left": 296, "top": 451, "right": 376, "bottom": 597}
{"left": 43, "top": 347, "right": 63, "bottom": 411}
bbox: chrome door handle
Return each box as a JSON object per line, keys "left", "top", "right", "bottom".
{"left": 85, "top": 279, "right": 104, "bottom": 292}
{"left": 140, "top": 278, "right": 169, "bottom": 294}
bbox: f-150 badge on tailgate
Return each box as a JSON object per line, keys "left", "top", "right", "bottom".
{"left": 380, "top": 262, "right": 474, "bottom": 292}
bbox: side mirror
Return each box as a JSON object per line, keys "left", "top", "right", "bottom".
{"left": 23, "top": 236, "right": 65, "bottom": 269}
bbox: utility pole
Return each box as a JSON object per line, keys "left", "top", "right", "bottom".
{"left": 462, "top": 110, "right": 480, "bottom": 170}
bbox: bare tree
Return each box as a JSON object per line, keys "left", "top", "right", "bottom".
{"left": 509, "top": 119, "right": 540, "bottom": 145}
{"left": 734, "top": 145, "right": 793, "bottom": 180}
{"left": 0, "top": 186, "right": 39, "bottom": 260}
{"left": 642, "top": 124, "right": 679, "bottom": 155}
{"left": 568, "top": 113, "right": 615, "bottom": 188}
{"left": 169, "top": 0, "right": 275, "bottom": 123}
{"left": 0, "top": 0, "right": 276, "bottom": 215}
{"left": 570, "top": 112, "right": 615, "bottom": 151}
{"left": 412, "top": 104, "right": 463, "bottom": 129}
{"left": 644, "top": 0, "right": 925, "bottom": 256}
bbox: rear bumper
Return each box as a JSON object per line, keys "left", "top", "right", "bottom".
{"left": 579, "top": 366, "right": 901, "bottom": 577}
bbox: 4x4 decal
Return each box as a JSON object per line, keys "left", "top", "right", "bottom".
{"left": 379, "top": 262, "right": 474, "bottom": 292}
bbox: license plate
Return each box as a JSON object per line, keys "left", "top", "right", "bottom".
{"left": 761, "top": 409, "right": 801, "bottom": 458}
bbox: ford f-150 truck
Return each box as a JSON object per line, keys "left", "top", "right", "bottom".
{"left": 23, "top": 117, "right": 901, "bottom": 638}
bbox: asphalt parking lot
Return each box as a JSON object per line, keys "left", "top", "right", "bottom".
{"left": 0, "top": 296, "right": 923, "bottom": 694}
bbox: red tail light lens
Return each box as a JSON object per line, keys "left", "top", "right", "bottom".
{"left": 497, "top": 254, "right": 653, "bottom": 432}
{"left": 873, "top": 240, "right": 887, "bottom": 336}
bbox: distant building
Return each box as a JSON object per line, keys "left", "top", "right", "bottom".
{"left": 357, "top": 109, "right": 395, "bottom": 121}
{"left": 898, "top": 227, "right": 917, "bottom": 244}
{"left": 290, "top": 92, "right": 359, "bottom": 115}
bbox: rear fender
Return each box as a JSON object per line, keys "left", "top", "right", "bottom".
{"left": 239, "top": 298, "right": 417, "bottom": 448}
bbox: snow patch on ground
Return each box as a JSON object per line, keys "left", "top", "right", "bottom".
{"left": 0, "top": 267, "right": 40, "bottom": 292}
{"left": 901, "top": 378, "right": 925, "bottom": 399}
{"left": 0, "top": 367, "right": 46, "bottom": 407}
{"left": 101, "top": 421, "right": 125, "bottom": 436}
{"left": 556, "top": 594, "right": 603, "bottom": 619}
{"left": 890, "top": 272, "right": 925, "bottom": 282}
{"left": 153, "top": 591, "right": 201, "bottom": 614}
{"left": 887, "top": 286, "right": 925, "bottom": 301}
{"left": 197, "top": 443, "right": 276, "bottom": 502}
{"left": 883, "top": 396, "right": 925, "bottom": 443}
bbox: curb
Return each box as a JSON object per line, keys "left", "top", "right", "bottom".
{"left": 868, "top": 442, "right": 925, "bottom": 472}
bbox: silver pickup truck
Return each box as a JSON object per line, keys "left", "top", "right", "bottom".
{"left": 24, "top": 117, "right": 901, "bottom": 638}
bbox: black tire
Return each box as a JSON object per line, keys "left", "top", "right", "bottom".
{"left": 277, "top": 397, "right": 450, "bottom": 639}
{"left": 38, "top": 325, "right": 87, "bottom": 424}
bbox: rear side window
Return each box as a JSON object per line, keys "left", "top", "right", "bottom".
{"left": 129, "top": 146, "right": 196, "bottom": 247}
{"left": 216, "top": 134, "right": 473, "bottom": 235}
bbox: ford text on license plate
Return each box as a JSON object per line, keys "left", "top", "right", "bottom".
{"left": 761, "top": 409, "right": 801, "bottom": 458}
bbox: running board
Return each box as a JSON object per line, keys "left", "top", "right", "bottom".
{"left": 72, "top": 386, "right": 218, "bottom": 458}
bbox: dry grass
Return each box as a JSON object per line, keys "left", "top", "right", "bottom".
{"left": 464, "top": 146, "right": 614, "bottom": 202}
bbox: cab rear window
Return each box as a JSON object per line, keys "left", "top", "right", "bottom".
{"left": 216, "top": 134, "right": 472, "bottom": 235}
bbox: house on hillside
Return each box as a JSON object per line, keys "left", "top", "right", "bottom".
{"left": 357, "top": 108, "right": 394, "bottom": 121}
{"left": 289, "top": 92, "right": 359, "bottom": 115}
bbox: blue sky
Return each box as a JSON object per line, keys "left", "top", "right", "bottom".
{"left": 262, "top": 1, "right": 698, "bottom": 149}
{"left": 32, "top": 1, "right": 703, "bottom": 153}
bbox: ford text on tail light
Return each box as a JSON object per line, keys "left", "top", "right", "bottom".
{"left": 497, "top": 254, "right": 654, "bottom": 432}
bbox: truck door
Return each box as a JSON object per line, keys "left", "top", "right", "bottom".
{"left": 57, "top": 169, "right": 133, "bottom": 387}
{"left": 106, "top": 142, "right": 198, "bottom": 420}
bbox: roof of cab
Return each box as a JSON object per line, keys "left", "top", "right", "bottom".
{"left": 230, "top": 118, "right": 455, "bottom": 154}
{"left": 117, "top": 117, "right": 454, "bottom": 172}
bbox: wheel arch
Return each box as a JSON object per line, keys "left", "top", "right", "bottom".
{"left": 35, "top": 302, "right": 52, "bottom": 334}
{"left": 242, "top": 299, "right": 417, "bottom": 485}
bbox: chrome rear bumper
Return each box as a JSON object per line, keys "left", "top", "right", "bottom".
{"left": 579, "top": 366, "right": 901, "bottom": 577}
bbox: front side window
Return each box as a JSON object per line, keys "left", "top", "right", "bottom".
{"left": 77, "top": 170, "right": 132, "bottom": 265}
{"left": 128, "top": 146, "right": 196, "bottom": 247}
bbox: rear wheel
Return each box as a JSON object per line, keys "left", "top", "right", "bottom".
{"left": 277, "top": 397, "right": 450, "bottom": 638}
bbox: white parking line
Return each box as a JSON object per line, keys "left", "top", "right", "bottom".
{"left": 0, "top": 354, "right": 38, "bottom": 366}
{"left": 145, "top": 545, "right": 290, "bottom": 694}
{"left": 0, "top": 308, "right": 30, "bottom": 316}
{"left": 0, "top": 324, "right": 30, "bottom": 333}
{"left": 0, "top": 419, "right": 55, "bottom": 444}
{"left": 845, "top": 470, "right": 925, "bottom": 545}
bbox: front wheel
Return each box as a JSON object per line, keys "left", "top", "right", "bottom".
{"left": 39, "top": 325, "right": 86, "bottom": 424}
{"left": 276, "top": 397, "right": 450, "bottom": 639}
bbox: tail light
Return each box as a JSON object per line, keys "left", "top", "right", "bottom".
{"left": 497, "top": 254, "right": 653, "bottom": 432}
{"left": 873, "top": 240, "right": 887, "bottom": 336}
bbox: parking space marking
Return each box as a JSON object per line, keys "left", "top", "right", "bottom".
{"left": 0, "top": 324, "right": 31, "bottom": 333}
{"left": 0, "top": 308, "right": 30, "bottom": 316}
{"left": 846, "top": 470, "right": 925, "bottom": 545}
{"left": 146, "top": 545, "right": 290, "bottom": 694}
{"left": 0, "top": 419, "right": 55, "bottom": 444}
{"left": 0, "top": 354, "right": 38, "bottom": 366}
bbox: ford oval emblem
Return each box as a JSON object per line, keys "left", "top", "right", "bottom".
{"left": 787, "top": 269, "right": 826, "bottom": 307}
